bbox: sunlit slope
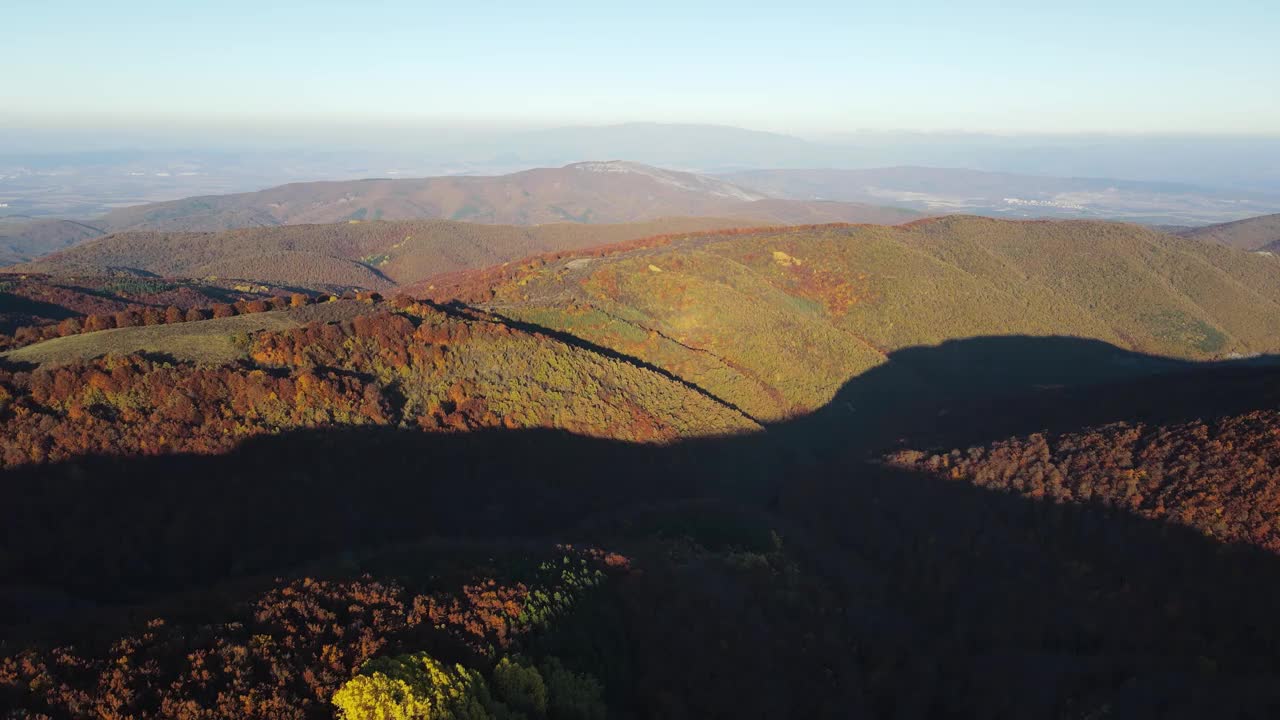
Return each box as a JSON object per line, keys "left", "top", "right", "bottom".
{"left": 0, "top": 302, "right": 756, "bottom": 467}
{"left": 12, "top": 217, "right": 765, "bottom": 289}
{"left": 901, "top": 217, "right": 1280, "bottom": 355}
{"left": 2, "top": 301, "right": 376, "bottom": 366}
{"left": 442, "top": 217, "right": 1280, "bottom": 420}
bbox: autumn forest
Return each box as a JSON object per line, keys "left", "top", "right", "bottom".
{"left": 3, "top": 211, "right": 1280, "bottom": 720}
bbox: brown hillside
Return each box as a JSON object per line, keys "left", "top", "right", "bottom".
{"left": 1179, "top": 212, "right": 1280, "bottom": 250}
{"left": 0, "top": 273, "right": 290, "bottom": 342}
{"left": 90, "top": 161, "right": 918, "bottom": 233}
{"left": 193, "top": 251, "right": 397, "bottom": 291}
{"left": 13, "top": 217, "right": 771, "bottom": 290}
{"left": 0, "top": 219, "right": 104, "bottom": 265}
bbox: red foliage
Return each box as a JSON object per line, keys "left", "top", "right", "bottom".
{"left": 413, "top": 223, "right": 871, "bottom": 303}
{"left": 889, "top": 408, "right": 1280, "bottom": 554}
{"left": 0, "top": 353, "right": 390, "bottom": 467}
{"left": 0, "top": 548, "right": 629, "bottom": 719}
{"left": 84, "top": 314, "right": 116, "bottom": 332}
{"left": 56, "top": 317, "right": 82, "bottom": 337}
{"left": 114, "top": 310, "right": 140, "bottom": 328}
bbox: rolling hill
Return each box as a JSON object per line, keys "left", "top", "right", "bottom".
{"left": 0, "top": 218, "right": 105, "bottom": 265}
{"left": 422, "top": 216, "right": 1280, "bottom": 421}
{"left": 0, "top": 272, "right": 296, "bottom": 344}
{"left": 0, "top": 161, "right": 921, "bottom": 268}
{"left": 91, "top": 161, "right": 919, "bottom": 233}
{"left": 1178, "top": 212, "right": 1280, "bottom": 251}
{"left": 10, "top": 217, "right": 777, "bottom": 290}
{"left": 10, "top": 215, "right": 1280, "bottom": 717}
{"left": 8, "top": 269, "right": 1280, "bottom": 717}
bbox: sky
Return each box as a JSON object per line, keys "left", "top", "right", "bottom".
{"left": 3, "top": 0, "right": 1279, "bottom": 138}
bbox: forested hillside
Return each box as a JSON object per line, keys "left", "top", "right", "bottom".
{"left": 6, "top": 217, "right": 1280, "bottom": 718}
{"left": 11, "top": 217, "right": 765, "bottom": 289}
{"left": 0, "top": 273, "right": 292, "bottom": 348}
{"left": 1, "top": 162, "right": 921, "bottom": 260}
{"left": 90, "top": 161, "right": 918, "bottom": 231}
{"left": 426, "top": 216, "right": 1280, "bottom": 420}
{"left": 1180, "top": 212, "right": 1280, "bottom": 250}
{"left": 0, "top": 220, "right": 104, "bottom": 265}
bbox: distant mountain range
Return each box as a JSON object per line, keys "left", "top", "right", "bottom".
{"left": 0, "top": 161, "right": 921, "bottom": 266}
{"left": 6, "top": 157, "right": 1280, "bottom": 272}
{"left": 90, "top": 160, "right": 917, "bottom": 232}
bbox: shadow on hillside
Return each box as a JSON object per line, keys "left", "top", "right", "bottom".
{"left": 5, "top": 335, "right": 1280, "bottom": 715}
{"left": 786, "top": 334, "right": 1280, "bottom": 456}
{"left": 0, "top": 292, "right": 77, "bottom": 332}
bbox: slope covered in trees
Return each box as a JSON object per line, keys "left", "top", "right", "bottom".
{"left": 889, "top": 402, "right": 1280, "bottom": 553}
{"left": 0, "top": 273, "right": 294, "bottom": 350}
{"left": 0, "top": 301, "right": 754, "bottom": 468}
{"left": 5, "top": 161, "right": 918, "bottom": 259}
{"left": 7, "top": 334, "right": 1280, "bottom": 717}
{"left": 9, "top": 217, "right": 1280, "bottom": 717}
{"left": 1179, "top": 212, "right": 1280, "bottom": 250}
{"left": 427, "top": 216, "right": 1280, "bottom": 420}
{"left": 89, "top": 161, "right": 918, "bottom": 231}
{"left": 0, "top": 219, "right": 104, "bottom": 266}
{"left": 11, "top": 217, "right": 769, "bottom": 291}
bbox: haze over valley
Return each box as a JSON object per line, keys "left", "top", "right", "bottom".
{"left": 5, "top": 126, "right": 1280, "bottom": 227}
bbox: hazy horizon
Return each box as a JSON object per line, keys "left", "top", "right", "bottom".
{"left": 5, "top": 1, "right": 1279, "bottom": 139}
{"left": 3, "top": 120, "right": 1280, "bottom": 154}
{"left": 4, "top": 2, "right": 1280, "bottom": 220}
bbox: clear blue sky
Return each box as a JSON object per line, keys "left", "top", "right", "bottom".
{"left": 3, "top": 0, "right": 1277, "bottom": 135}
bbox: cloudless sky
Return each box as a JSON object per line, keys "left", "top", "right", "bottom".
{"left": 3, "top": 0, "right": 1278, "bottom": 136}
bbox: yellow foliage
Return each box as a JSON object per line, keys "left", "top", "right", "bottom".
{"left": 771, "top": 250, "right": 801, "bottom": 267}
{"left": 332, "top": 674, "right": 434, "bottom": 720}
{"left": 332, "top": 652, "right": 494, "bottom": 720}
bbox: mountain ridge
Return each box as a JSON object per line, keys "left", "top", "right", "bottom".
{"left": 416, "top": 215, "right": 1280, "bottom": 421}
{"left": 9, "top": 217, "right": 782, "bottom": 290}
{"left": 1178, "top": 212, "right": 1280, "bottom": 251}
{"left": 92, "top": 161, "right": 917, "bottom": 233}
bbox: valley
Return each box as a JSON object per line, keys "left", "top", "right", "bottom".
{"left": 722, "top": 167, "right": 1280, "bottom": 225}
